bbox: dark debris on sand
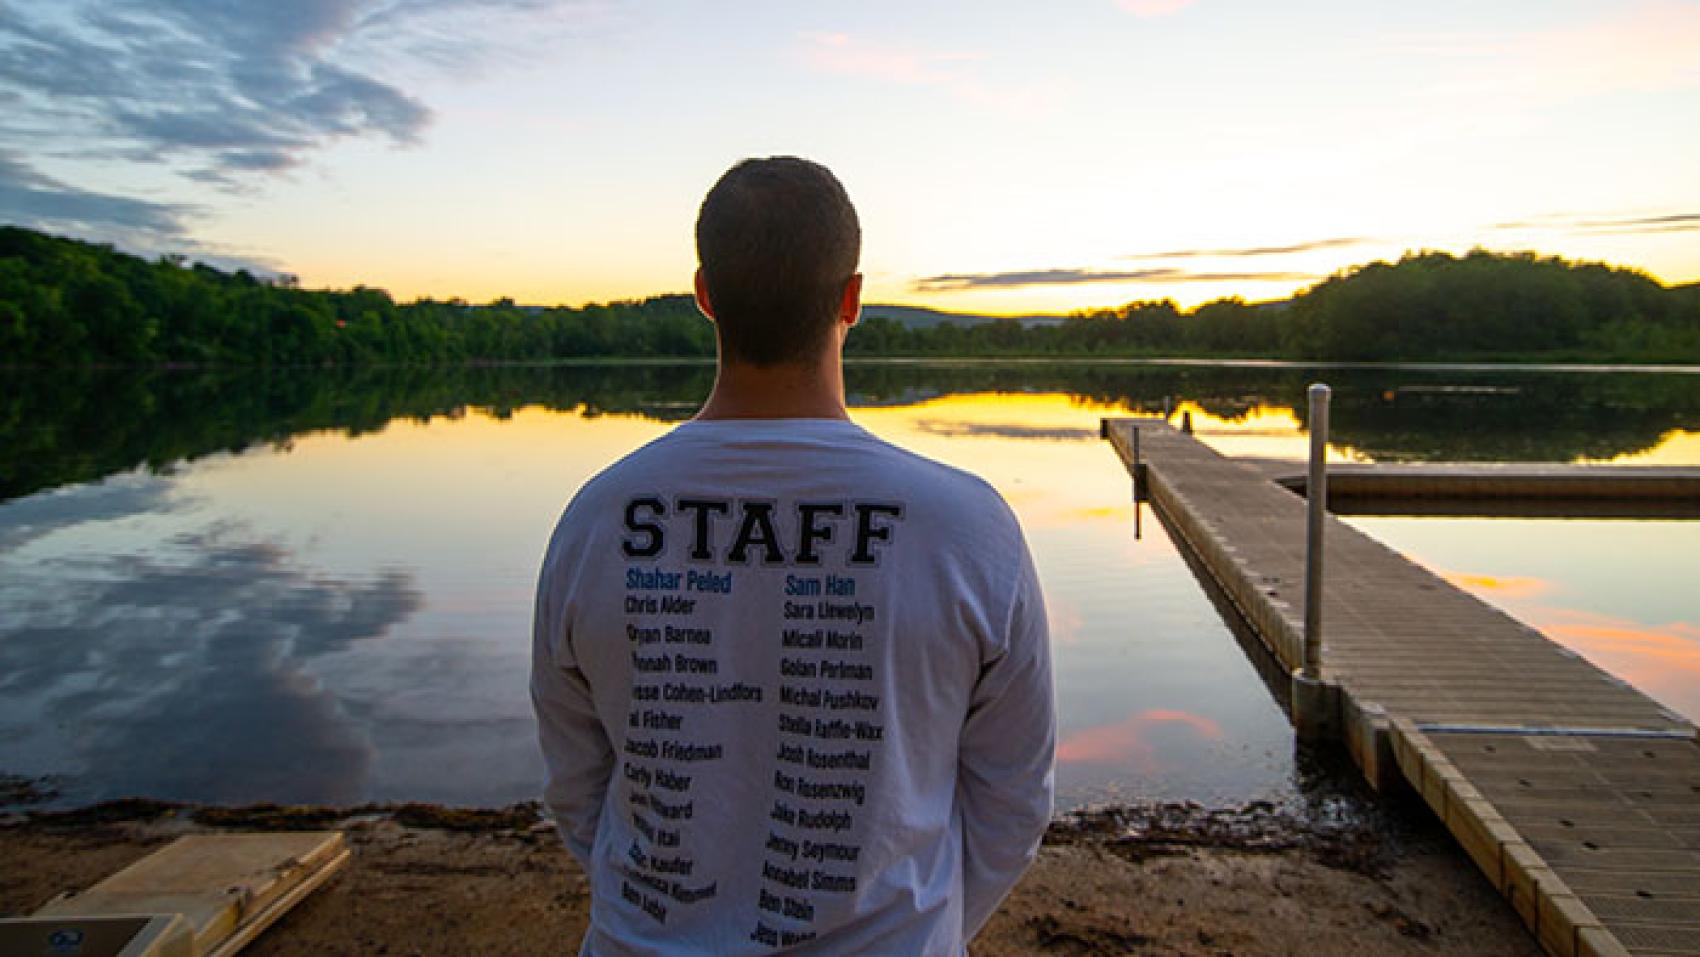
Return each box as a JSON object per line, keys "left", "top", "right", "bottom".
{"left": 16, "top": 799, "right": 548, "bottom": 836}
{"left": 1045, "top": 800, "right": 1396, "bottom": 877}
{"left": 18, "top": 796, "right": 1414, "bottom": 876}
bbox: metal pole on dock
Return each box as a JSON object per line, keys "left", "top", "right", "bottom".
{"left": 1132, "top": 426, "right": 1142, "bottom": 540}
{"left": 1302, "top": 383, "right": 1330, "bottom": 679}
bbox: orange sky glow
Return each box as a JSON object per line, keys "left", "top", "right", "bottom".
{"left": 2, "top": 1, "right": 1696, "bottom": 313}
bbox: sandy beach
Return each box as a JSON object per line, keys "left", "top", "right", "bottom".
{"left": 0, "top": 798, "right": 1539, "bottom": 955}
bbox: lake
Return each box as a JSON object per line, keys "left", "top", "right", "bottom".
{"left": 1, "top": 361, "right": 1696, "bottom": 812}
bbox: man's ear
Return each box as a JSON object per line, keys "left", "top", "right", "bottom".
{"left": 694, "top": 268, "right": 716, "bottom": 322}
{"left": 838, "top": 273, "right": 863, "bottom": 329}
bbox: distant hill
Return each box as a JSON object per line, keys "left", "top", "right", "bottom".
{"left": 861, "top": 303, "right": 1066, "bottom": 329}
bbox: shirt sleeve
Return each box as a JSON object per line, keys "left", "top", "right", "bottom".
{"left": 957, "top": 540, "right": 1056, "bottom": 938}
{"left": 530, "top": 550, "right": 615, "bottom": 870}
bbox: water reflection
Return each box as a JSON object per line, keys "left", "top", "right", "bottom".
{"left": 0, "top": 363, "right": 1695, "bottom": 811}
{"left": 1543, "top": 613, "right": 1700, "bottom": 715}
{"left": 0, "top": 473, "right": 175, "bottom": 551}
{"left": 4, "top": 361, "right": 1699, "bottom": 505}
{"left": 1057, "top": 709, "right": 1226, "bottom": 767}
{"left": 1440, "top": 571, "right": 1551, "bottom": 600}
{"left": 1349, "top": 517, "right": 1700, "bottom": 724}
{"left": 0, "top": 388, "right": 1308, "bottom": 810}
{"left": 912, "top": 420, "right": 1099, "bottom": 442}
{"left": 0, "top": 525, "right": 419, "bottom": 805}
{"left": 853, "top": 393, "right": 1303, "bottom": 806}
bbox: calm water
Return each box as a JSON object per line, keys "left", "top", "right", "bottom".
{"left": 1, "top": 362, "right": 1695, "bottom": 811}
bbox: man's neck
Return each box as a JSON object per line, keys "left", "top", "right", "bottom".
{"left": 695, "top": 354, "right": 850, "bottom": 421}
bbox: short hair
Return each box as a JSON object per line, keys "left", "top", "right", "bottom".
{"left": 695, "top": 157, "right": 861, "bottom": 366}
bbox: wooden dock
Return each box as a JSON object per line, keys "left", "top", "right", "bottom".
{"left": 1102, "top": 418, "right": 1700, "bottom": 957}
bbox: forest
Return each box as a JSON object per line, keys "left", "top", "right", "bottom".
{"left": 2, "top": 225, "right": 1697, "bottom": 366}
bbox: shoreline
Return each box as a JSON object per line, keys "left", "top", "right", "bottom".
{"left": 2, "top": 797, "right": 1539, "bottom": 955}
{"left": 7, "top": 355, "right": 1700, "bottom": 373}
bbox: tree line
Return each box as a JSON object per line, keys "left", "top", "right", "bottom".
{"left": 0, "top": 226, "right": 712, "bottom": 366}
{"left": 2, "top": 225, "right": 1696, "bottom": 366}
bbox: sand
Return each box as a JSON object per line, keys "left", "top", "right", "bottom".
{"left": 0, "top": 799, "right": 1539, "bottom": 955}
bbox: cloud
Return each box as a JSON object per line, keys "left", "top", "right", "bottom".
{"left": 0, "top": 0, "right": 600, "bottom": 188}
{"left": 1406, "top": 2, "right": 1700, "bottom": 108}
{"left": 913, "top": 267, "right": 1317, "bottom": 291}
{"left": 797, "top": 31, "right": 1060, "bottom": 113}
{"left": 1115, "top": 0, "right": 1196, "bottom": 18}
{"left": 905, "top": 237, "right": 1358, "bottom": 293}
{"left": 0, "top": 148, "right": 280, "bottom": 270}
{"left": 0, "top": 1, "right": 436, "bottom": 183}
{"left": 1493, "top": 211, "right": 1700, "bottom": 237}
{"left": 799, "top": 31, "right": 982, "bottom": 86}
{"left": 0, "top": 1, "right": 604, "bottom": 259}
{"left": 1125, "top": 237, "right": 1371, "bottom": 260}
{"left": 1580, "top": 213, "right": 1700, "bottom": 229}
{"left": 1519, "top": 1, "right": 1700, "bottom": 97}
{"left": 0, "top": 149, "right": 193, "bottom": 238}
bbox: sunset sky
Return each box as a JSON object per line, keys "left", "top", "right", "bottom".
{"left": 2, "top": 0, "right": 1697, "bottom": 313}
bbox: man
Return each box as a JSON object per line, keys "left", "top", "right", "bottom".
{"left": 532, "top": 156, "right": 1054, "bottom": 955}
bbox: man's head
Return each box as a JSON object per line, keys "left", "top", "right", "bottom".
{"left": 694, "top": 157, "right": 861, "bottom": 366}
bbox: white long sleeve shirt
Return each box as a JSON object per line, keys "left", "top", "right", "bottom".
{"left": 532, "top": 418, "right": 1054, "bottom": 956}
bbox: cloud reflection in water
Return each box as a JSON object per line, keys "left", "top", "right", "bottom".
{"left": 0, "top": 472, "right": 176, "bottom": 551}
{"left": 1429, "top": 560, "right": 1700, "bottom": 722}
{"left": 912, "top": 419, "right": 1099, "bottom": 442}
{"left": 0, "top": 527, "right": 421, "bottom": 805}
{"left": 1056, "top": 708, "right": 1225, "bottom": 772}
